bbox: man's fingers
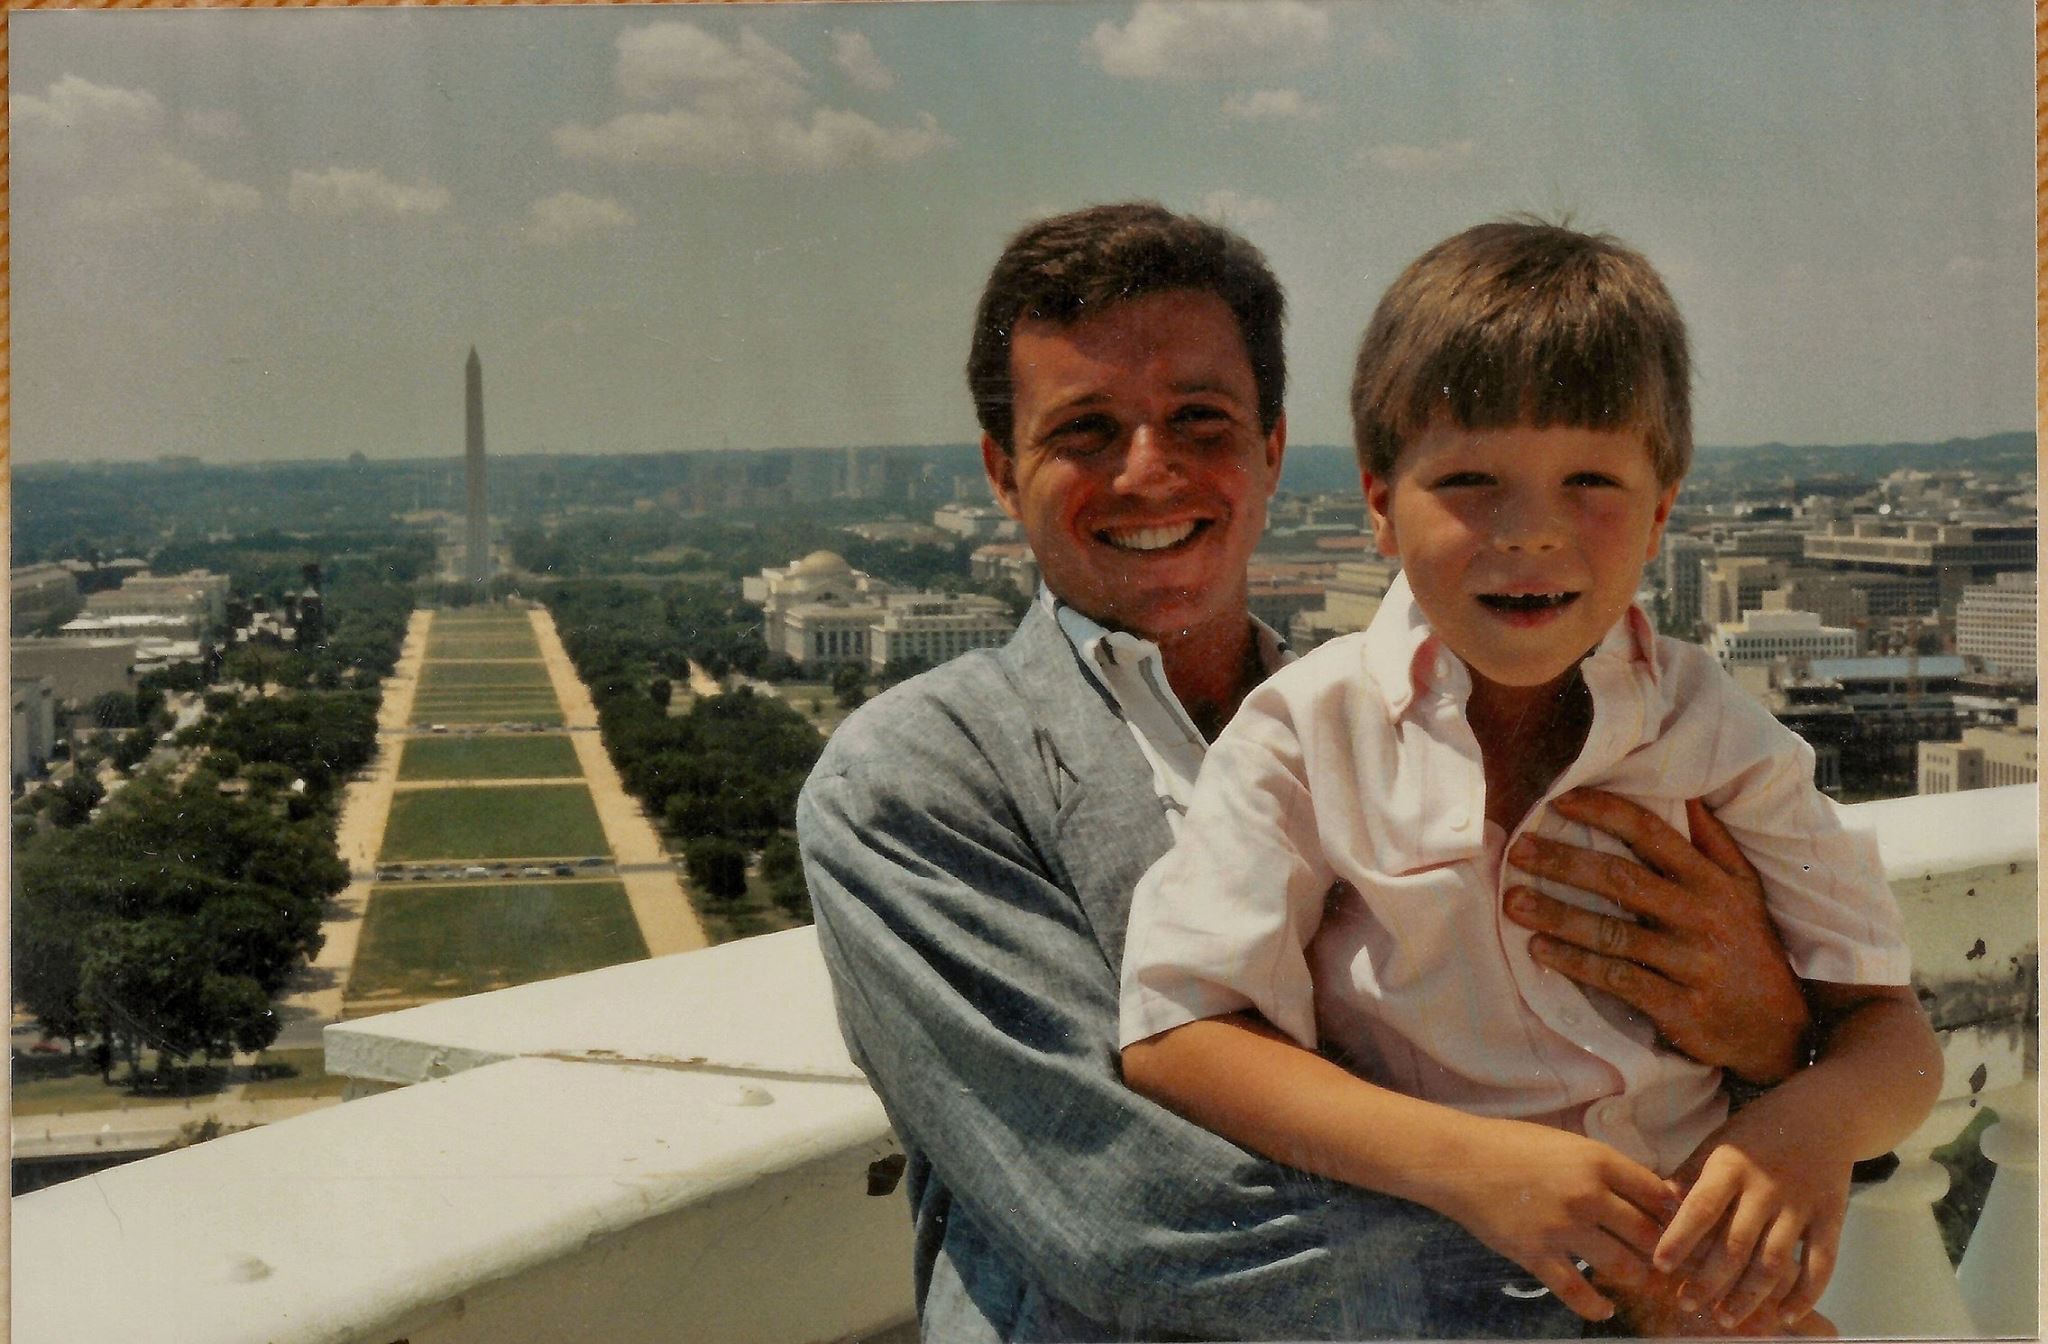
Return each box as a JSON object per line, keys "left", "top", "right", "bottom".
{"left": 1550, "top": 788, "right": 1728, "bottom": 892}
{"left": 1508, "top": 832, "right": 1689, "bottom": 927}
{"left": 1521, "top": 925, "right": 1689, "bottom": 1022}
{"left": 1683, "top": 797, "right": 1753, "bottom": 883}
{"left": 1506, "top": 887, "right": 1676, "bottom": 969}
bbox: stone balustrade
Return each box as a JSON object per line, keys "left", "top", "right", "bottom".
{"left": 11, "top": 785, "right": 2036, "bottom": 1342}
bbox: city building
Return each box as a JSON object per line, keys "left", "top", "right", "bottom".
{"left": 867, "top": 594, "right": 1011, "bottom": 671}
{"left": 1657, "top": 534, "right": 1715, "bottom": 635}
{"left": 10, "top": 563, "right": 81, "bottom": 636}
{"left": 11, "top": 677, "right": 57, "bottom": 789}
{"left": 9, "top": 637, "right": 140, "bottom": 706}
{"left": 82, "top": 570, "right": 229, "bottom": 627}
{"left": 1701, "top": 556, "right": 1788, "bottom": 627}
{"left": 931, "top": 502, "right": 1016, "bottom": 544}
{"left": 1706, "top": 608, "right": 1857, "bottom": 668}
{"left": 1803, "top": 518, "right": 2035, "bottom": 613}
{"left": 1289, "top": 558, "right": 1399, "bottom": 650}
{"left": 970, "top": 543, "right": 1040, "bottom": 598}
{"left": 1955, "top": 571, "right": 2037, "bottom": 681}
{"left": 750, "top": 550, "right": 1015, "bottom": 669}
{"left": 1918, "top": 709, "right": 2039, "bottom": 794}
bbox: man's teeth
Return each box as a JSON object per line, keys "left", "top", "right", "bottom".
{"left": 1479, "top": 592, "right": 1578, "bottom": 611}
{"left": 1103, "top": 522, "right": 1198, "bottom": 551}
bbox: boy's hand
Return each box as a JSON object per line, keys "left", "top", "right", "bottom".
{"left": 1436, "top": 1118, "right": 1678, "bottom": 1323}
{"left": 1653, "top": 1118, "right": 1850, "bottom": 1329}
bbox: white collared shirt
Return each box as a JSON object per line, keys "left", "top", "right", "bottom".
{"left": 1119, "top": 573, "right": 1911, "bottom": 1176}
{"left": 1042, "top": 588, "right": 1291, "bottom": 836}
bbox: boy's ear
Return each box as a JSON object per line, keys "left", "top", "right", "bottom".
{"left": 1362, "top": 470, "right": 1399, "bottom": 557}
{"left": 982, "top": 434, "right": 1023, "bottom": 522}
{"left": 1644, "top": 481, "right": 1681, "bottom": 559}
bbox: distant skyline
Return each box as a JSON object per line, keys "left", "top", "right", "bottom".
{"left": 11, "top": 1, "right": 2033, "bottom": 467}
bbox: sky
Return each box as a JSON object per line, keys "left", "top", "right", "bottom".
{"left": 9, "top": 0, "right": 2034, "bottom": 466}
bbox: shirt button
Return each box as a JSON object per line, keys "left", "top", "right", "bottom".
{"left": 1448, "top": 809, "right": 1471, "bottom": 831}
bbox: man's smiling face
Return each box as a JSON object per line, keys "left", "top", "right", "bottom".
{"left": 982, "top": 289, "right": 1285, "bottom": 650}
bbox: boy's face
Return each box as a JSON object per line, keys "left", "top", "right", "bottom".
{"left": 1364, "top": 423, "right": 1679, "bottom": 696}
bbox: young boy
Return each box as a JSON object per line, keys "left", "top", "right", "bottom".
{"left": 1117, "top": 221, "right": 1941, "bottom": 1335}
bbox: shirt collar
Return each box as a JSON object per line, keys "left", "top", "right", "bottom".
{"left": 1361, "top": 572, "right": 1661, "bottom": 723}
{"left": 1040, "top": 586, "right": 1290, "bottom": 696}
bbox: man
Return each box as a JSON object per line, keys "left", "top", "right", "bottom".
{"left": 798, "top": 203, "right": 1811, "bottom": 1341}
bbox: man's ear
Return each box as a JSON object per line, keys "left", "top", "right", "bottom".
{"left": 1362, "top": 470, "right": 1398, "bottom": 557}
{"left": 1263, "top": 413, "right": 1288, "bottom": 478}
{"left": 981, "top": 434, "right": 1022, "bottom": 521}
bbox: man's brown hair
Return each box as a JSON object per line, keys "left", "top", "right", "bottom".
{"left": 1350, "top": 219, "right": 1691, "bottom": 484}
{"left": 968, "top": 202, "right": 1286, "bottom": 451}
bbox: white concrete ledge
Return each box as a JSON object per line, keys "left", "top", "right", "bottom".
{"left": 13, "top": 1057, "right": 909, "bottom": 1344}
{"left": 327, "top": 925, "right": 860, "bottom": 1090}
{"left": 11, "top": 788, "right": 2036, "bottom": 1343}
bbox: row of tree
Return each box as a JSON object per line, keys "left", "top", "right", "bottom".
{"left": 11, "top": 537, "right": 412, "bottom": 1083}
{"left": 547, "top": 579, "right": 824, "bottom": 924}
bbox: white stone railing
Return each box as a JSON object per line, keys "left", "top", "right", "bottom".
{"left": 11, "top": 786, "right": 2036, "bottom": 1342}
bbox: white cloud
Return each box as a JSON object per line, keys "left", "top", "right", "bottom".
{"left": 1364, "top": 139, "right": 1477, "bottom": 173}
{"left": 832, "top": 30, "right": 897, "bottom": 93}
{"left": 12, "top": 74, "right": 165, "bottom": 135}
{"left": 286, "top": 167, "right": 450, "bottom": 218}
{"left": 526, "top": 190, "right": 635, "bottom": 246}
{"left": 558, "top": 21, "right": 950, "bottom": 173}
{"left": 1089, "top": 1, "right": 1331, "bottom": 80}
{"left": 616, "top": 22, "right": 809, "bottom": 112}
{"left": 1222, "top": 88, "right": 1323, "bottom": 121}
{"left": 1196, "top": 188, "right": 1279, "bottom": 228}
{"left": 12, "top": 75, "right": 262, "bottom": 222}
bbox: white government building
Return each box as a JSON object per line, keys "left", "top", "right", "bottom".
{"left": 745, "top": 551, "right": 1010, "bottom": 671}
{"left": 1706, "top": 605, "right": 1858, "bottom": 667}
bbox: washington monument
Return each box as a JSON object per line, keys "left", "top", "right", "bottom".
{"left": 464, "top": 346, "right": 490, "bottom": 584}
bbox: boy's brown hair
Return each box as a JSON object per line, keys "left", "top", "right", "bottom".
{"left": 1349, "top": 218, "right": 1691, "bottom": 484}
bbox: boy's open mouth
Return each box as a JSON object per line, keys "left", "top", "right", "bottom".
{"left": 1476, "top": 592, "right": 1580, "bottom": 613}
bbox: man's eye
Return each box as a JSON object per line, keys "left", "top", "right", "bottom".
{"left": 1172, "top": 405, "right": 1232, "bottom": 432}
{"left": 1047, "top": 415, "right": 1115, "bottom": 450}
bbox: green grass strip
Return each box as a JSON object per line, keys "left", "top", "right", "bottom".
{"left": 350, "top": 882, "right": 648, "bottom": 998}
{"left": 398, "top": 734, "right": 582, "bottom": 781}
{"left": 378, "top": 783, "right": 609, "bottom": 861}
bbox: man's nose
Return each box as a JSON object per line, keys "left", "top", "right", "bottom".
{"left": 1112, "top": 423, "right": 1182, "bottom": 495}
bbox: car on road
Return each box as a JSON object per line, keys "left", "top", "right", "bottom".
{"left": 462, "top": 865, "right": 490, "bottom": 879}
{"left": 552, "top": 864, "right": 576, "bottom": 877}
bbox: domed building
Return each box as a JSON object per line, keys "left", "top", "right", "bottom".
{"left": 745, "top": 549, "right": 1011, "bottom": 670}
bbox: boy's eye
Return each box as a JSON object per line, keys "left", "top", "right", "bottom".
{"left": 1566, "top": 472, "right": 1623, "bottom": 487}
{"left": 1430, "top": 471, "right": 1494, "bottom": 488}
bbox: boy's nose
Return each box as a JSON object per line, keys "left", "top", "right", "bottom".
{"left": 1490, "top": 493, "right": 1566, "bottom": 550}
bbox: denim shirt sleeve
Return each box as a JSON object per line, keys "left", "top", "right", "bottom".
{"left": 797, "top": 686, "right": 1578, "bottom": 1342}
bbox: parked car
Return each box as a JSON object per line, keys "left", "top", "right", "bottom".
{"left": 462, "top": 865, "right": 490, "bottom": 879}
